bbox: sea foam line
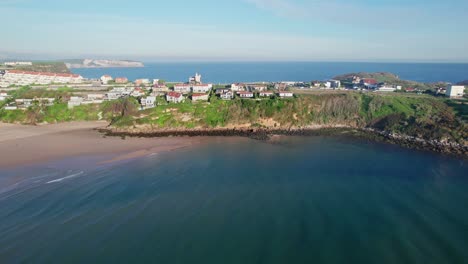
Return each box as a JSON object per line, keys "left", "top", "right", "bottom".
{"left": 46, "top": 171, "right": 84, "bottom": 184}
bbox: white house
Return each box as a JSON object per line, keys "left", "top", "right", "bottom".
{"left": 328, "top": 80, "right": 341, "bottom": 89}
{"left": 277, "top": 91, "right": 294, "bottom": 98}
{"left": 131, "top": 88, "right": 145, "bottom": 97}
{"left": 100, "top": 75, "right": 113, "bottom": 84}
{"left": 173, "top": 84, "right": 192, "bottom": 94}
{"left": 259, "top": 91, "right": 274, "bottom": 97}
{"left": 238, "top": 91, "right": 254, "bottom": 98}
{"left": 0, "top": 92, "right": 8, "bottom": 101}
{"left": 376, "top": 86, "right": 397, "bottom": 92}
{"left": 192, "top": 93, "right": 209, "bottom": 102}
{"left": 231, "top": 83, "right": 246, "bottom": 92}
{"left": 141, "top": 96, "right": 157, "bottom": 109}
{"left": 135, "top": 79, "right": 151, "bottom": 85}
{"left": 220, "top": 91, "right": 234, "bottom": 100}
{"left": 166, "top": 92, "right": 185, "bottom": 103}
{"left": 192, "top": 84, "right": 212, "bottom": 93}
{"left": 153, "top": 84, "right": 169, "bottom": 93}
{"left": 446, "top": 85, "right": 465, "bottom": 98}
{"left": 248, "top": 84, "right": 267, "bottom": 92}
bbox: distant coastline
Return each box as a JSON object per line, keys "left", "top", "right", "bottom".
{"left": 65, "top": 59, "right": 144, "bottom": 69}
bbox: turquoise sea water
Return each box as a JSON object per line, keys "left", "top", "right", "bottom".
{"left": 0, "top": 136, "right": 467, "bottom": 264}
{"left": 71, "top": 62, "right": 468, "bottom": 83}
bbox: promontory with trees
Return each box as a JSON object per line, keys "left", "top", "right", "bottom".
{"left": 0, "top": 72, "right": 467, "bottom": 156}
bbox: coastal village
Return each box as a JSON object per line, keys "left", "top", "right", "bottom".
{"left": 0, "top": 61, "right": 466, "bottom": 112}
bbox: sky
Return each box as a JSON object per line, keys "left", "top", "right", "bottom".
{"left": 0, "top": 0, "right": 467, "bottom": 62}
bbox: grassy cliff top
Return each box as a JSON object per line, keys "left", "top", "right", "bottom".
{"left": 334, "top": 72, "right": 401, "bottom": 83}
{"left": 13, "top": 62, "right": 70, "bottom": 73}
{"left": 333, "top": 72, "right": 444, "bottom": 91}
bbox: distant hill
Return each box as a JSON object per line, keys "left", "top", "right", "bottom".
{"left": 333, "top": 72, "right": 440, "bottom": 91}
{"left": 334, "top": 72, "right": 401, "bottom": 83}
{"left": 64, "top": 59, "right": 144, "bottom": 69}
{"left": 13, "top": 62, "right": 70, "bottom": 73}
{"left": 457, "top": 80, "right": 468, "bottom": 86}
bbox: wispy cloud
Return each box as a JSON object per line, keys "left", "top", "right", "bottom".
{"left": 244, "top": 0, "right": 309, "bottom": 18}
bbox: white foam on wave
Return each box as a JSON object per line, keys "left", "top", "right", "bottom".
{"left": 46, "top": 171, "right": 84, "bottom": 184}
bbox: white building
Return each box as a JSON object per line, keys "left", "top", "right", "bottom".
{"left": 192, "top": 84, "right": 212, "bottom": 93}
{"left": 131, "top": 88, "right": 145, "bottom": 97}
{"left": 277, "top": 91, "right": 294, "bottom": 98}
{"left": 259, "top": 91, "right": 274, "bottom": 97}
{"left": 446, "top": 85, "right": 465, "bottom": 98}
{"left": 0, "top": 92, "right": 8, "bottom": 101}
{"left": 4, "top": 61, "right": 33, "bottom": 66}
{"left": 189, "top": 73, "right": 202, "bottom": 84}
{"left": 328, "top": 80, "right": 341, "bottom": 89}
{"left": 0, "top": 70, "right": 83, "bottom": 86}
{"left": 173, "top": 84, "right": 192, "bottom": 94}
{"left": 153, "top": 84, "right": 169, "bottom": 93}
{"left": 135, "top": 79, "right": 151, "bottom": 85}
{"left": 220, "top": 91, "right": 234, "bottom": 100}
{"left": 192, "top": 93, "right": 209, "bottom": 102}
{"left": 376, "top": 86, "right": 397, "bottom": 92}
{"left": 166, "top": 92, "right": 185, "bottom": 103}
{"left": 238, "top": 91, "right": 254, "bottom": 98}
{"left": 141, "top": 96, "right": 157, "bottom": 109}
{"left": 231, "top": 83, "right": 246, "bottom": 92}
{"left": 248, "top": 84, "right": 268, "bottom": 92}
{"left": 100, "top": 75, "right": 113, "bottom": 84}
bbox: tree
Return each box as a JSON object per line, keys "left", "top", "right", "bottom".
{"left": 25, "top": 101, "right": 44, "bottom": 125}
{"left": 103, "top": 97, "right": 139, "bottom": 125}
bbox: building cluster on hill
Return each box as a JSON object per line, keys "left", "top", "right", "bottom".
{"left": 95, "top": 73, "right": 295, "bottom": 110}
{"left": 0, "top": 70, "right": 84, "bottom": 87}
{"left": 3, "top": 61, "right": 33, "bottom": 66}
{"left": 1, "top": 72, "right": 296, "bottom": 111}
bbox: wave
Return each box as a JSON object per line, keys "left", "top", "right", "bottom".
{"left": 46, "top": 171, "right": 85, "bottom": 184}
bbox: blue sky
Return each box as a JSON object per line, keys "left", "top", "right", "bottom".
{"left": 1, "top": 0, "right": 467, "bottom": 62}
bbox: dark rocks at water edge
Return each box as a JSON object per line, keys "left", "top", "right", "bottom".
{"left": 98, "top": 127, "right": 467, "bottom": 158}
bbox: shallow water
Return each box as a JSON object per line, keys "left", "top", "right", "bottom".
{"left": 0, "top": 136, "right": 467, "bottom": 264}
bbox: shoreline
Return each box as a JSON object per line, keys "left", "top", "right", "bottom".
{"left": 0, "top": 122, "right": 203, "bottom": 169}
{"left": 100, "top": 126, "right": 468, "bottom": 158}
{"left": 0, "top": 122, "right": 466, "bottom": 169}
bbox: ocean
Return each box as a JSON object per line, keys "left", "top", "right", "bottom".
{"left": 0, "top": 136, "right": 467, "bottom": 263}
{"left": 71, "top": 62, "right": 468, "bottom": 83}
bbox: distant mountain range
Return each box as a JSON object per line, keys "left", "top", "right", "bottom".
{"left": 64, "top": 59, "right": 144, "bottom": 69}
{"left": 457, "top": 80, "right": 468, "bottom": 85}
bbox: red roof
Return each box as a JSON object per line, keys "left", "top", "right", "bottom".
{"left": 192, "top": 93, "right": 208, "bottom": 97}
{"left": 362, "top": 78, "right": 377, "bottom": 85}
{"left": 6, "top": 70, "right": 81, "bottom": 78}
{"left": 167, "top": 92, "right": 182, "bottom": 98}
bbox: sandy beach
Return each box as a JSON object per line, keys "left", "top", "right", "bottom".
{"left": 0, "top": 122, "right": 202, "bottom": 168}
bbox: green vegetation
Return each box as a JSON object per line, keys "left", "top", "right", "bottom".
{"left": 115, "top": 93, "right": 466, "bottom": 144}
{"left": 1, "top": 86, "right": 466, "bottom": 145}
{"left": 334, "top": 72, "right": 439, "bottom": 92}
{"left": 14, "top": 62, "right": 70, "bottom": 73}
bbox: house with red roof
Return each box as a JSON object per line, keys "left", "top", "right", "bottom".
{"left": 166, "top": 92, "right": 185, "bottom": 103}
{"left": 115, "top": 77, "right": 128, "bottom": 84}
{"left": 191, "top": 93, "right": 209, "bottom": 102}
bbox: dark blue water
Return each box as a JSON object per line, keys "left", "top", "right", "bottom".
{"left": 71, "top": 62, "right": 468, "bottom": 83}
{"left": 0, "top": 136, "right": 467, "bottom": 264}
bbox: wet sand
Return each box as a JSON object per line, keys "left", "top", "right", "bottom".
{"left": 0, "top": 122, "right": 202, "bottom": 168}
